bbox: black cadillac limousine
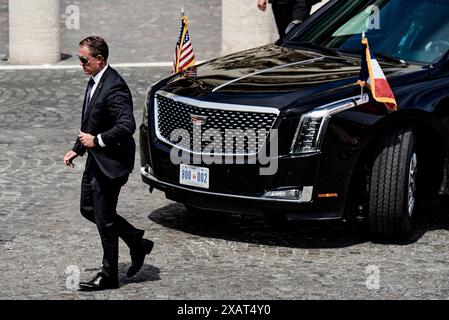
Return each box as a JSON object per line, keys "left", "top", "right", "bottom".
{"left": 140, "top": 0, "right": 449, "bottom": 239}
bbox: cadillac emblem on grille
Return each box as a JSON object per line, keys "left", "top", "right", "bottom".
{"left": 190, "top": 114, "right": 208, "bottom": 126}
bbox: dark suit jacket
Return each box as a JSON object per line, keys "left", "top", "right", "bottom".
{"left": 72, "top": 66, "right": 136, "bottom": 179}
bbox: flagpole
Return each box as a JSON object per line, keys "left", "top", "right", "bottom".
{"left": 360, "top": 31, "right": 365, "bottom": 100}
{"left": 360, "top": 82, "right": 364, "bottom": 99}
{"left": 175, "top": 8, "right": 186, "bottom": 73}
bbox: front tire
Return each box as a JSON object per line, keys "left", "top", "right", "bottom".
{"left": 368, "top": 127, "right": 418, "bottom": 239}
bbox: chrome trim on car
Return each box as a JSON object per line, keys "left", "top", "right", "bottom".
{"left": 154, "top": 90, "right": 279, "bottom": 156}
{"left": 314, "top": 93, "right": 369, "bottom": 114}
{"left": 290, "top": 94, "right": 370, "bottom": 154}
{"left": 156, "top": 90, "right": 280, "bottom": 114}
{"left": 141, "top": 166, "right": 313, "bottom": 203}
{"left": 142, "top": 85, "right": 152, "bottom": 127}
{"left": 212, "top": 56, "right": 325, "bottom": 93}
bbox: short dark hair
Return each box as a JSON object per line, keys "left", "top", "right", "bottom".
{"left": 79, "top": 36, "right": 109, "bottom": 61}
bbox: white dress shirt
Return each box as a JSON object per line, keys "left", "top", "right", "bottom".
{"left": 89, "top": 64, "right": 109, "bottom": 147}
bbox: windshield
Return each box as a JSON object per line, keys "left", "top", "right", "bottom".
{"left": 285, "top": 0, "right": 449, "bottom": 64}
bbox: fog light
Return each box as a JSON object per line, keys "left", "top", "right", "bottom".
{"left": 263, "top": 189, "right": 302, "bottom": 200}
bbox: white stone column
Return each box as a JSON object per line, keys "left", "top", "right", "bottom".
{"left": 222, "top": 0, "right": 276, "bottom": 55}
{"left": 9, "top": 0, "right": 60, "bottom": 64}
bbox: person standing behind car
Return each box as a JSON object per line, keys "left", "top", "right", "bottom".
{"left": 257, "top": 0, "right": 313, "bottom": 38}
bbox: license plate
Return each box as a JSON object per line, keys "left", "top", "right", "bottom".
{"left": 179, "top": 164, "right": 209, "bottom": 189}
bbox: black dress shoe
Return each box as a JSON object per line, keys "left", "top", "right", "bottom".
{"left": 127, "top": 238, "right": 154, "bottom": 278}
{"left": 78, "top": 273, "right": 119, "bottom": 291}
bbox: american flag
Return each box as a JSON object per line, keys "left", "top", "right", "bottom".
{"left": 172, "top": 13, "right": 196, "bottom": 74}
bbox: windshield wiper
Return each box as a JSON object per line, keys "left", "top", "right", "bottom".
{"left": 373, "top": 51, "right": 407, "bottom": 65}
{"left": 338, "top": 48, "right": 406, "bottom": 65}
{"left": 337, "top": 48, "right": 361, "bottom": 55}
{"left": 289, "top": 42, "right": 341, "bottom": 56}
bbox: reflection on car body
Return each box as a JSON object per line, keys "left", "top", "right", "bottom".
{"left": 140, "top": 0, "right": 449, "bottom": 240}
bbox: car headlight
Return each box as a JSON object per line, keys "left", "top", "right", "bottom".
{"left": 290, "top": 94, "right": 369, "bottom": 154}
{"left": 291, "top": 110, "right": 328, "bottom": 154}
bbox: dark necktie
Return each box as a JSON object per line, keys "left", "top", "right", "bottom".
{"left": 83, "top": 77, "right": 95, "bottom": 117}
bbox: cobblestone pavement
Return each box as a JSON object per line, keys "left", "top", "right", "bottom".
{"left": 0, "top": 66, "right": 449, "bottom": 300}
{"left": 0, "top": 0, "right": 221, "bottom": 64}
{"left": 1, "top": 0, "right": 449, "bottom": 302}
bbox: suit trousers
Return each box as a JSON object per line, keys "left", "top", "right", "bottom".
{"left": 272, "top": 0, "right": 310, "bottom": 38}
{"left": 80, "top": 155, "right": 144, "bottom": 279}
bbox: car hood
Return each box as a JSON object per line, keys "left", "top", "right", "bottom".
{"left": 160, "top": 44, "right": 425, "bottom": 111}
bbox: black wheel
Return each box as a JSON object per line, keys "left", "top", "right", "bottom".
{"left": 368, "top": 127, "right": 418, "bottom": 239}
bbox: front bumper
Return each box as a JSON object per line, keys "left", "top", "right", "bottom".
{"left": 141, "top": 165, "right": 343, "bottom": 220}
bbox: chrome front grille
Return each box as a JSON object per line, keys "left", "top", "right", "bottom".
{"left": 154, "top": 91, "right": 279, "bottom": 155}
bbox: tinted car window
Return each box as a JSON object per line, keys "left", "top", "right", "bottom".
{"left": 286, "top": 0, "right": 449, "bottom": 64}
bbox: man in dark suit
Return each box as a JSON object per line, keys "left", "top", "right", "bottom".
{"left": 64, "top": 36, "right": 154, "bottom": 291}
{"left": 258, "top": 0, "right": 318, "bottom": 38}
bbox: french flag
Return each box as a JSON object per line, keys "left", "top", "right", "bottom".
{"left": 358, "top": 33, "right": 397, "bottom": 111}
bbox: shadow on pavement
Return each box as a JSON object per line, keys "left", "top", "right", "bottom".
{"left": 148, "top": 199, "right": 449, "bottom": 249}
{"left": 148, "top": 203, "right": 368, "bottom": 249}
{"left": 119, "top": 264, "right": 161, "bottom": 285}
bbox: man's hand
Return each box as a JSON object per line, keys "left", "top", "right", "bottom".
{"left": 79, "top": 131, "right": 96, "bottom": 148}
{"left": 64, "top": 150, "right": 78, "bottom": 168}
{"left": 257, "top": 0, "right": 267, "bottom": 11}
